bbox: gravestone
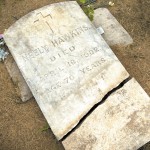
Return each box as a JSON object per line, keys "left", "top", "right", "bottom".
{"left": 93, "top": 8, "right": 133, "bottom": 46}
{"left": 4, "top": 55, "right": 33, "bottom": 101}
{"left": 4, "top": 1, "right": 129, "bottom": 140}
{"left": 4, "top": 7, "right": 133, "bottom": 102}
{"left": 63, "top": 78, "right": 150, "bottom": 150}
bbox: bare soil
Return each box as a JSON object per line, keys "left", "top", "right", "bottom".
{"left": 0, "top": 0, "right": 149, "bottom": 150}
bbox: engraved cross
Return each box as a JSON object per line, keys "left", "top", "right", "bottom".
{"left": 34, "top": 12, "right": 54, "bottom": 33}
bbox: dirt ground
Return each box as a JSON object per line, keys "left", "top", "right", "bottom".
{"left": 0, "top": 0, "right": 149, "bottom": 150}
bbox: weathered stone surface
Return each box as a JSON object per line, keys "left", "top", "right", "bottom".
{"left": 4, "top": 1, "right": 129, "bottom": 139}
{"left": 63, "top": 78, "right": 150, "bottom": 150}
{"left": 4, "top": 55, "right": 32, "bottom": 102}
{"left": 4, "top": 7, "right": 133, "bottom": 102}
{"left": 93, "top": 8, "right": 133, "bottom": 46}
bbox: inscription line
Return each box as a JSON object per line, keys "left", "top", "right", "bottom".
{"left": 34, "top": 19, "right": 39, "bottom": 23}
{"left": 46, "top": 21, "right": 54, "bottom": 33}
{"left": 44, "top": 14, "right": 52, "bottom": 19}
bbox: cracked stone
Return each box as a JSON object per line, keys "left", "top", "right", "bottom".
{"left": 4, "top": 1, "right": 129, "bottom": 139}
{"left": 63, "top": 78, "right": 150, "bottom": 150}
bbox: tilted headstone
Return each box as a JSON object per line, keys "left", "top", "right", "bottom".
{"left": 4, "top": 7, "right": 133, "bottom": 102}
{"left": 63, "top": 78, "right": 150, "bottom": 150}
{"left": 4, "top": 55, "right": 33, "bottom": 101}
{"left": 4, "top": 1, "right": 129, "bottom": 139}
{"left": 93, "top": 8, "right": 133, "bottom": 46}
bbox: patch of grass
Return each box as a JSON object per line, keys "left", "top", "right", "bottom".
{"left": 0, "top": 0, "right": 5, "bottom": 13}
{"left": 41, "top": 124, "right": 50, "bottom": 132}
{"left": 0, "top": 0, "right": 5, "bottom": 4}
{"left": 77, "top": 0, "right": 95, "bottom": 21}
{"left": 0, "top": 0, "right": 5, "bottom": 7}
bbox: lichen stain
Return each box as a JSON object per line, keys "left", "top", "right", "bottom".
{"left": 78, "top": 134, "right": 97, "bottom": 150}
{"left": 126, "top": 108, "right": 150, "bottom": 134}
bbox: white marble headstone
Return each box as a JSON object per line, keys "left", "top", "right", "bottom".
{"left": 4, "top": 8, "right": 133, "bottom": 102}
{"left": 4, "top": 1, "right": 129, "bottom": 139}
{"left": 4, "top": 55, "right": 33, "bottom": 102}
{"left": 93, "top": 8, "right": 133, "bottom": 46}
